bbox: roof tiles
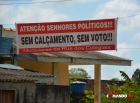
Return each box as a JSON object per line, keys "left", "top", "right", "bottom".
{"left": 0, "top": 68, "right": 54, "bottom": 82}
{"left": 3, "top": 28, "right": 16, "bottom": 32}
{"left": 34, "top": 51, "right": 130, "bottom": 61}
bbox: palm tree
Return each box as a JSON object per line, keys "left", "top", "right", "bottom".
{"left": 132, "top": 69, "right": 140, "bottom": 85}
{"left": 120, "top": 71, "right": 131, "bottom": 82}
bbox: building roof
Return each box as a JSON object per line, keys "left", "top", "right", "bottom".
{"left": 0, "top": 74, "right": 35, "bottom": 82}
{"left": 0, "top": 66, "right": 54, "bottom": 83}
{"left": 3, "top": 28, "right": 16, "bottom": 32}
{"left": 18, "top": 51, "right": 132, "bottom": 66}
{"left": 34, "top": 51, "right": 129, "bottom": 60}
{"left": 0, "top": 64, "right": 24, "bottom": 70}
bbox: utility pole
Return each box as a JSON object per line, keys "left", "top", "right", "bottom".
{"left": 0, "top": 25, "right": 2, "bottom": 37}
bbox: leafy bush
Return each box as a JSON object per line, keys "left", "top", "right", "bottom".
{"left": 70, "top": 90, "right": 94, "bottom": 103}
{"left": 81, "top": 90, "right": 94, "bottom": 103}
{"left": 70, "top": 71, "right": 140, "bottom": 103}
{"left": 101, "top": 71, "right": 140, "bottom": 103}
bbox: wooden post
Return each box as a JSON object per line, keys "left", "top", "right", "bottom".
{"left": 52, "top": 62, "right": 58, "bottom": 85}
{"left": 94, "top": 64, "right": 101, "bottom": 103}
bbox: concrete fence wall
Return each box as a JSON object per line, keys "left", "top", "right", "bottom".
{"left": 0, "top": 82, "right": 70, "bottom": 103}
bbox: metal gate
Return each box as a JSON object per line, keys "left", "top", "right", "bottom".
{"left": 0, "top": 90, "right": 14, "bottom": 103}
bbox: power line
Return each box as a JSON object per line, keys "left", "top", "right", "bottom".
{"left": 118, "top": 14, "right": 140, "bottom": 19}
{"left": 0, "top": 0, "right": 71, "bottom": 5}
{"left": 1, "top": 24, "right": 14, "bottom": 25}
{"left": 117, "top": 48, "right": 140, "bottom": 50}
{"left": 1, "top": 13, "right": 140, "bottom": 25}
{"left": 0, "top": 0, "right": 43, "bottom": 2}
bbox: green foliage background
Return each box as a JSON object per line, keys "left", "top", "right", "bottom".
{"left": 69, "top": 68, "right": 91, "bottom": 79}
{"left": 101, "top": 71, "right": 140, "bottom": 103}
{"left": 70, "top": 69, "right": 140, "bottom": 103}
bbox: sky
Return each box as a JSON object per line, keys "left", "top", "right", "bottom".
{"left": 0, "top": 0, "right": 140, "bottom": 80}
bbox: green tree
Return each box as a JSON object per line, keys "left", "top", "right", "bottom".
{"left": 111, "top": 78, "right": 120, "bottom": 81}
{"left": 70, "top": 90, "right": 94, "bottom": 103}
{"left": 132, "top": 68, "right": 140, "bottom": 84}
{"left": 101, "top": 71, "right": 140, "bottom": 103}
{"left": 120, "top": 71, "right": 131, "bottom": 82}
{"left": 69, "top": 68, "right": 91, "bottom": 79}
